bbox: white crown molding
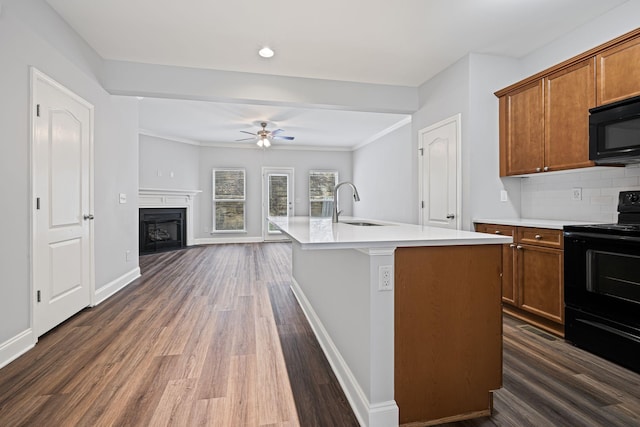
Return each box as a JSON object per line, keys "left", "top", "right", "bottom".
{"left": 352, "top": 116, "right": 412, "bottom": 151}
{"left": 139, "top": 129, "right": 370, "bottom": 152}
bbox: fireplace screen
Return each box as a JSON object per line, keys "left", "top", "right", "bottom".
{"left": 139, "top": 208, "right": 186, "bottom": 254}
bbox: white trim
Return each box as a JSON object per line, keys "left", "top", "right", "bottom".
{"left": 139, "top": 129, "right": 355, "bottom": 152}
{"left": 417, "top": 113, "right": 462, "bottom": 230}
{"left": 0, "top": 329, "right": 36, "bottom": 370}
{"left": 139, "top": 187, "right": 202, "bottom": 196}
{"left": 352, "top": 116, "right": 412, "bottom": 151}
{"left": 290, "top": 277, "right": 398, "bottom": 427}
{"left": 193, "top": 236, "right": 264, "bottom": 245}
{"left": 93, "top": 267, "right": 141, "bottom": 306}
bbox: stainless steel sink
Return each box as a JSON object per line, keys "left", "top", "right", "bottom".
{"left": 342, "top": 221, "right": 383, "bottom": 227}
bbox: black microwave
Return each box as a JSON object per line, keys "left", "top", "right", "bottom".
{"left": 589, "top": 94, "right": 640, "bottom": 164}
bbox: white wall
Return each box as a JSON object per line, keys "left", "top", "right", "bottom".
{"left": 0, "top": 0, "right": 139, "bottom": 361}
{"left": 352, "top": 123, "right": 415, "bottom": 223}
{"left": 196, "top": 146, "right": 353, "bottom": 241}
{"left": 139, "top": 134, "right": 200, "bottom": 190}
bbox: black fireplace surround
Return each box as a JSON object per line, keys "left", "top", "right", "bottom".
{"left": 139, "top": 208, "right": 186, "bottom": 255}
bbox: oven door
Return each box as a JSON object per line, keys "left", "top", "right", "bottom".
{"left": 564, "top": 231, "right": 640, "bottom": 327}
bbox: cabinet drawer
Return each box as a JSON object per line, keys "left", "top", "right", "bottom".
{"left": 475, "top": 223, "right": 515, "bottom": 237}
{"left": 517, "top": 227, "right": 563, "bottom": 249}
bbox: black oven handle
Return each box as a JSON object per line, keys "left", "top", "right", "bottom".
{"left": 564, "top": 231, "right": 640, "bottom": 244}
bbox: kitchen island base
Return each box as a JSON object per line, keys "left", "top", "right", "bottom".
{"left": 289, "top": 242, "right": 503, "bottom": 427}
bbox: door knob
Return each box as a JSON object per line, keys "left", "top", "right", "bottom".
{"left": 446, "top": 214, "right": 455, "bottom": 219}
{"left": 83, "top": 214, "right": 94, "bottom": 220}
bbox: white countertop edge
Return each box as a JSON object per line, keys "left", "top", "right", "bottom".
{"left": 473, "top": 217, "right": 600, "bottom": 230}
{"left": 269, "top": 216, "right": 513, "bottom": 250}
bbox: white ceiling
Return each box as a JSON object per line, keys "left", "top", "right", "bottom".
{"left": 46, "top": 0, "right": 628, "bottom": 149}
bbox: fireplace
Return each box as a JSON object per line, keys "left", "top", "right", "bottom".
{"left": 139, "top": 208, "right": 186, "bottom": 255}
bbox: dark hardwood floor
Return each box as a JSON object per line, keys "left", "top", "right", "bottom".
{"left": 0, "top": 242, "right": 638, "bottom": 426}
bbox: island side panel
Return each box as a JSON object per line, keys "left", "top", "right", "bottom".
{"left": 394, "top": 245, "right": 503, "bottom": 426}
{"left": 290, "top": 242, "right": 398, "bottom": 426}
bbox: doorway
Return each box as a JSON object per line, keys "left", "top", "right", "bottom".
{"left": 262, "top": 167, "right": 294, "bottom": 241}
{"left": 418, "top": 114, "right": 461, "bottom": 230}
{"left": 31, "top": 68, "right": 94, "bottom": 336}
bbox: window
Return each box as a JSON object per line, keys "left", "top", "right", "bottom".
{"left": 309, "top": 171, "right": 338, "bottom": 217}
{"left": 213, "top": 168, "right": 246, "bottom": 232}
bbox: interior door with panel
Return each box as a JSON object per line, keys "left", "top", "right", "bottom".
{"left": 419, "top": 114, "right": 461, "bottom": 230}
{"left": 263, "top": 168, "right": 294, "bottom": 241}
{"left": 32, "top": 69, "right": 94, "bottom": 336}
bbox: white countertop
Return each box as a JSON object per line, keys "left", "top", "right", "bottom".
{"left": 269, "top": 216, "right": 513, "bottom": 250}
{"left": 474, "top": 218, "right": 599, "bottom": 230}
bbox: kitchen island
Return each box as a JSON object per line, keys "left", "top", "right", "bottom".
{"left": 269, "top": 216, "right": 512, "bottom": 427}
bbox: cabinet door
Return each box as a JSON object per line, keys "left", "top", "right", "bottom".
{"left": 499, "top": 80, "right": 544, "bottom": 176}
{"left": 516, "top": 245, "right": 563, "bottom": 323}
{"left": 545, "top": 59, "right": 596, "bottom": 172}
{"left": 597, "top": 36, "right": 640, "bottom": 105}
{"left": 475, "top": 224, "right": 516, "bottom": 305}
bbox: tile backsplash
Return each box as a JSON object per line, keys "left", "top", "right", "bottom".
{"left": 521, "top": 164, "right": 640, "bottom": 223}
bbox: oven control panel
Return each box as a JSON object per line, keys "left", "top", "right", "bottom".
{"left": 619, "top": 191, "right": 640, "bottom": 212}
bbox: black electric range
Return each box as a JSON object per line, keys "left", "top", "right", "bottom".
{"left": 563, "top": 191, "right": 640, "bottom": 374}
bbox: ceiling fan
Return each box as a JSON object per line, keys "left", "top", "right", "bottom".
{"left": 236, "top": 122, "right": 295, "bottom": 147}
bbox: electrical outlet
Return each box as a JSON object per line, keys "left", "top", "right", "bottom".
{"left": 572, "top": 187, "right": 582, "bottom": 201}
{"left": 500, "top": 190, "right": 508, "bottom": 202}
{"left": 125, "top": 250, "right": 132, "bottom": 262}
{"left": 379, "top": 265, "right": 393, "bottom": 291}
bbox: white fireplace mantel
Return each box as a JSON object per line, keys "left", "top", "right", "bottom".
{"left": 139, "top": 188, "right": 202, "bottom": 246}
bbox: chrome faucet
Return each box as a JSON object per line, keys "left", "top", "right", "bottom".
{"left": 332, "top": 181, "right": 361, "bottom": 223}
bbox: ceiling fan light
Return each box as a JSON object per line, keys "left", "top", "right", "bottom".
{"left": 257, "top": 139, "right": 264, "bottom": 147}
{"left": 258, "top": 47, "right": 275, "bottom": 58}
{"left": 264, "top": 139, "right": 271, "bottom": 148}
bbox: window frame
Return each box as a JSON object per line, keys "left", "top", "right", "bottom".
{"left": 212, "top": 168, "right": 246, "bottom": 233}
{"left": 308, "top": 170, "right": 339, "bottom": 218}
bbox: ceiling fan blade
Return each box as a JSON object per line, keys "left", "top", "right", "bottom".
{"left": 273, "top": 136, "right": 295, "bottom": 141}
{"left": 271, "top": 129, "right": 285, "bottom": 136}
{"left": 240, "top": 130, "right": 257, "bottom": 136}
{"left": 235, "top": 137, "right": 255, "bottom": 141}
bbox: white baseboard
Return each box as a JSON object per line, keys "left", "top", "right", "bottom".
{"left": 0, "top": 329, "right": 36, "bottom": 370}
{"left": 290, "top": 278, "right": 398, "bottom": 427}
{"left": 93, "top": 266, "right": 141, "bottom": 306}
{"left": 193, "top": 236, "right": 264, "bottom": 245}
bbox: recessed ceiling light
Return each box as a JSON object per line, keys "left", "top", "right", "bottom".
{"left": 258, "top": 47, "right": 275, "bottom": 58}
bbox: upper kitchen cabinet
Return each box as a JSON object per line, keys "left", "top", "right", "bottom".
{"left": 597, "top": 36, "right": 640, "bottom": 105}
{"left": 498, "top": 59, "right": 595, "bottom": 176}
{"left": 499, "top": 80, "right": 544, "bottom": 176}
{"left": 544, "top": 59, "right": 596, "bottom": 172}
{"left": 496, "top": 28, "right": 640, "bottom": 177}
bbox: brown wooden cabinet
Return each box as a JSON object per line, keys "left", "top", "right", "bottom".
{"left": 475, "top": 223, "right": 564, "bottom": 336}
{"left": 475, "top": 223, "right": 516, "bottom": 305}
{"left": 496, "top": 28, "right": 640, "bottom": 176}
{"left": 545, "top": 59, "right": 596, "bottom": 171}
{"left": 498, "top": 59, "right": 595, "bottom": 176}
{"left": 597, "top": 36, "right": 640, "bottom": 105}
{"left": 499, "top": 80, "right": 544, "bottom": 176}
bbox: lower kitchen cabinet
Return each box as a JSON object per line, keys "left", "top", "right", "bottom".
{"left": 475, "top": 223, "right": 564, "bottom": 336}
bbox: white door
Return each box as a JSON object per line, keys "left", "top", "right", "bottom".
{"left": 263, "top": 167, "right": 294, "bottom": 241}
{"left": 32, "top": 69, "right": 94, "bottom": 336}
{"left": 419, "top": 114, "right": 461, "bottom": 230}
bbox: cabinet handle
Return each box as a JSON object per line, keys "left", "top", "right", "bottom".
{"left": 509, "top": 244, "right": 516, "bottom": 248}
{"left": 543, "top": 166, "right": 549, "bottom": 172}
{"left": 536, "top": 167, "right": 541, "bottom": 172}
{"left": 495, "top": 230, "right": 502, "bottom": 234}
{"left": 534, "top": 234, "right": 542, "bottom": 240}
{"left": 516, "top": 245, "right": 523, "bottom": 250}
